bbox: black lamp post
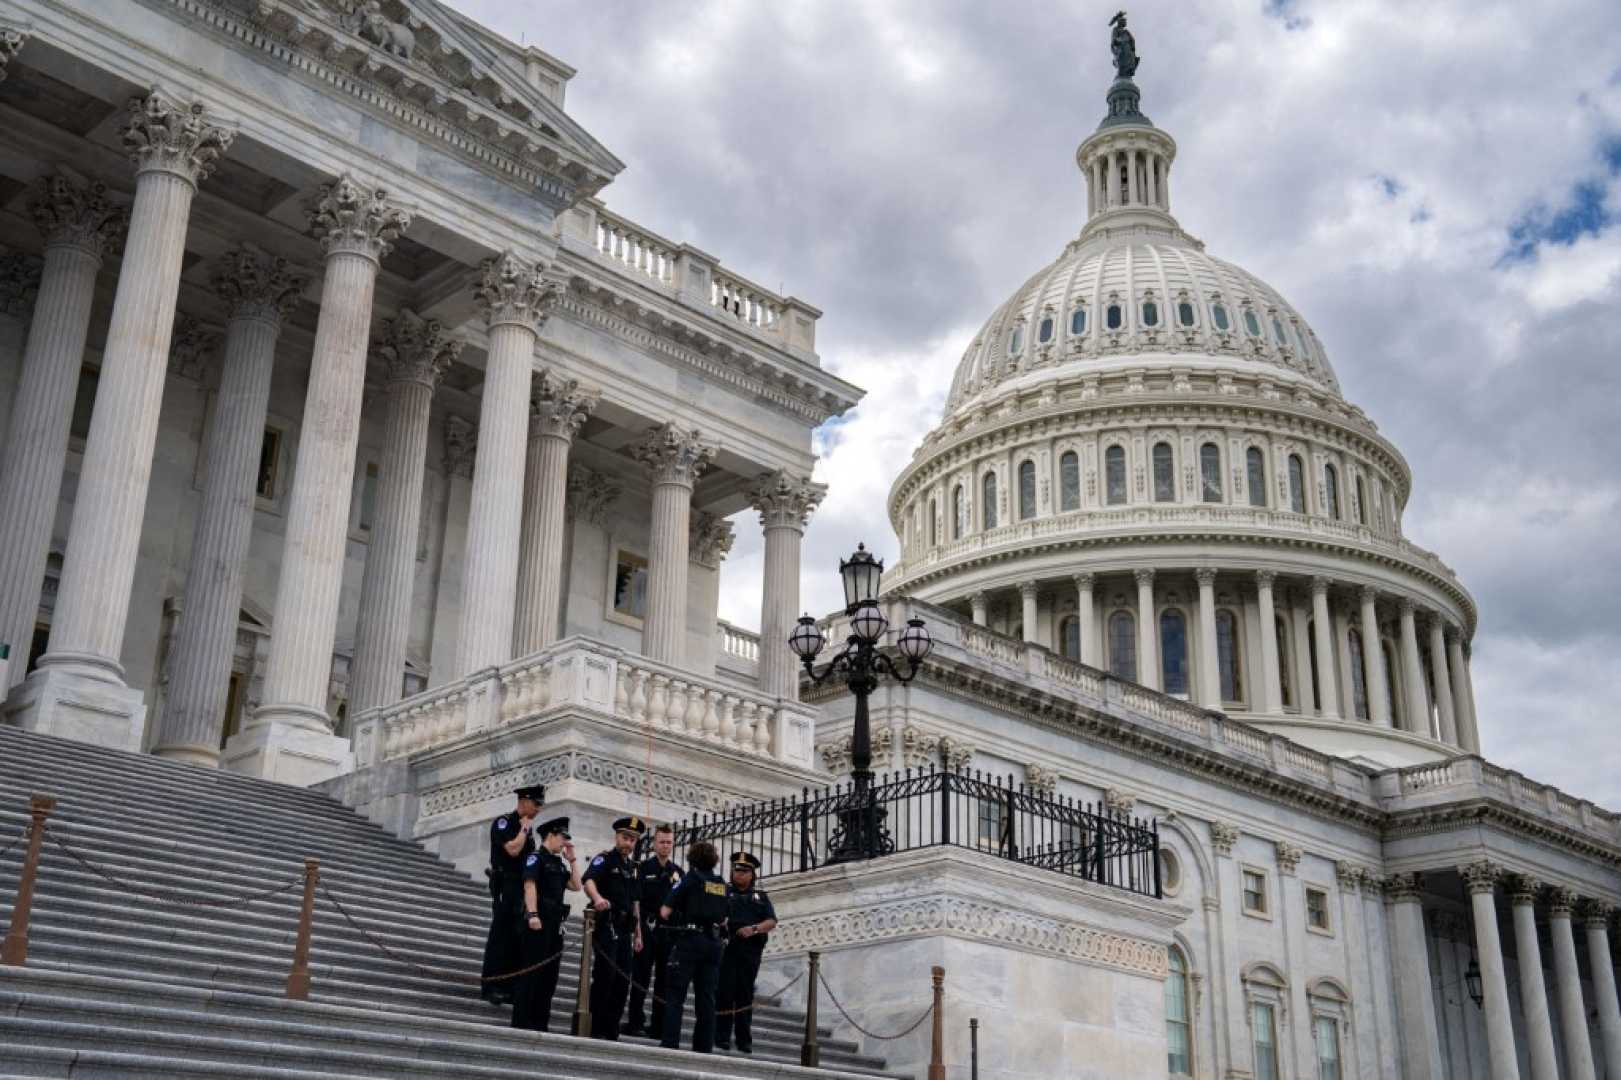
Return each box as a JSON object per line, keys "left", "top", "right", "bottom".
{"left": 788, "top": 543, "right": 933, "bottom": 862}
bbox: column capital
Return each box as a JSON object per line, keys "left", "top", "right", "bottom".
{"left": 1359, "top": 584, "right": 1380, "bottom": 606}
{"left": 442, "top": 414, "right": 477, "bottom": 479}
{"left": 1310, "top": 575, "right": 1333, "bottom": 597}
{"left": 31, "top": 173, "right": 128, "bottom": 259}
{"left": 1397, "top": 595, "right": 1417, "bottom": 616}
{"left": 968, "top": 590, "right": 988, "bottom": 607}
{"left": 1508, "top": 874, "right": 1544, "bottom": 907}
{"left": 0, "top": 250, "right": 41, "bottom": 317}
{"left": 1335, "top": 860, "right": 1362, "bottom": 894}
{"left": 1274, "top": 840, "right": 1303, "bottom": 876}
{"left": 1073, "top": 571, "right": 1095, "bottom": 590}
{"left": 1381, "top": 871, "right": 1423, "bottom": 902}
{"left": 1103, "top": 788, "right": 1136, "bottom": 815}
{"left": 167, "top": 315, "right": 222, "bottom": 382}
{"left": 1254, "top": 569, "right": 1276, "bottom": 589}
{"left": 1444, "top": 624, "right": 1462, "bottom": 646}
{"left": 376, "top": 308, "right": 461, "bottom": 389}
{"left": 1193, "top": 567, "right": 1218, "bottom": 587}
{"left": 1018, "top": 580, "right": 1039, "bottom": 600}
{"left": 746, "top": 469, "right": 827, "bottom": 531}
{"left": 1133, "top": 567, "right": 1156, "bottom": 588}
{"left": 633, "top": 422, "right": 715, "bottom": 488}
{"left": 689, "top": 511, "right": 735, "bottom": 570}
{"left": 122, "top": 88, "right": 234, "bottom": 185}
{"left": 212, "top": 247, "right": 308, "bottom": 325}
{"left": 565, "top": 464, "right": 620, "bottom": 524}
{"left": 1209, "top": 820, "right": 1239, "bottom": 857}
{"left": 1582, "top": 899, "right": 1616, "bottom": 930}
{"left": 1548, "top": 886, "right": 1581, "bottom": 918}
{"left": 308, "top": 174, "right": 411, "bottom": 262}
{"left": 0, "top": 28, "right": 28, "bottom": 79}
{"left": 1458, "top": 859, "right": 1504, "bottom": 896}
{"left": 474, "top": 251, "right": 557, "bottom": 332}
{"left": 529, "top": 369, "right": 597, "bottom": 442}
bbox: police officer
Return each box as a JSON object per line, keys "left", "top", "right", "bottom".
{"left": 623, "top": 823, "right": 682, "bottom": 1039}
{"left": 658, "top": 840, "right": 729, "bottom": 1054}
{"left": 512, "top": 816, "right": 580, "bottom": 1031}
{"left": 481, "top": 785, "right": 544, "bottom": 1005}
{"left": 582, "top": 815, "right": 645, "bottom": 1040}
{"left": 715, "top": 851, "right": 777, "bottom": 1054}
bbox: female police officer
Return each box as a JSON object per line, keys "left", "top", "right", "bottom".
{"left": 657, "top": 840, "right": 729, "bottom": 1053}
{"left": 511, "top": 816, "right": 580, "bottom": 1031}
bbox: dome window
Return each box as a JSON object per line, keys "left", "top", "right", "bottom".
{"left": 1038, "top": 316, "right": 1054, "bottom": 344}
{"left": 1272, "top": 317, "right": 1287, "bottom": 345}
{"left": 1008, "top": 325, "right": 1024, "bottom": 356}
{"left": 1142, "top": 301, "right": 1160, "bottom": 327}
{"left": 1243, "top": 310, "right": 1262, "bottom": 337}
{"left": 1211, "top": 304, "right": 1230, "bottom": 331}
{"left": 1177, "top": 301, "right": 1196, "bottom": 327}
{"left": 1106, "top": 304, "right": 1123, "bottom": 330}
{"left": 1070, "top": 306, "right": 1087, "bottom": 335}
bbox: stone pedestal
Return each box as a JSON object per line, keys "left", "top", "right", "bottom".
{"left": 3, "top": 665, "right": 145, "bottom": 751}
{"left": 220, "top": 715, "right": 355, "bottom": 787}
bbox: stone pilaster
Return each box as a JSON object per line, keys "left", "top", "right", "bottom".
{"left": 1548, "top": 888, "right": 1597, "bottom": 1080}
{"left": 1506, "top": 876, "right": 1559, "bottom": 1080}
{"left": 456, "top": 252, "right": 554, "bottom": 676}
{"left": 154, "top": 250, "right": 305, "bottom": 765}
{"left": 1309, "top": 577, "right": 1341, "bottom": 719}
{"left": 347, "top": 310, "right": 460, "bottom": 714}
{"left": 1194, "top": 567, "right": 1219, "bottom": 705}
{"left": 1359, "top": 586, "right": 1391, "bottom": 727}
{"left": 513, "top": 369, "right": 597, "bottom": 656}
{"left": 1382, "top": 872, "right": 1445, "bottom": 1080}
{"left": 1074, "top": 573, "right": 1097, "bottom": 665}
{"left": 1255, "top": 570, "right": 1283, "bottom": 714}
{"left": 1018, "top": 580, "right": 1039, "bottom": 644}
{"left": 234, "top": 175, "right": 408, "bottom": 783}
{"left": 1459, "top": 861, "right": 1519, "bottom": 1080}
{"left": 0, "top": 175, "right": 125, "bottom": 691}
{"left": 633, "top": 423, "right": 715, "bottom": 665}
{"left": 747, "top": 470, "right": 825, "bottom": 700}
{"left": 1428, "top": 616, "right": 1458, "bottom": 745}
{"left": 1133, "top": 568, "right": 1158, "bottom": 690}
{"left": 1585, "top": 901, "right": 1621, "bottom": 1080}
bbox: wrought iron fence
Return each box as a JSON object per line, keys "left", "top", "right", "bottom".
{"left": 672, "top": 766, "right": 1161, "bottom": 899}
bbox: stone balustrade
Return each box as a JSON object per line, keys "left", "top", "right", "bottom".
{"left": 717, "top": 619, "right": 761, "bottom": 663}
{"left": 711, "top": 268, "right": 782, "bottom": 331}
{"left": 1383, "top": 756, "right": 1621, "bottom": 844}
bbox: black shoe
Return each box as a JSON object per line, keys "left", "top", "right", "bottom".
{"left": 715, "top": 1041, "right": 730, "bottom": 1051}
{"left": 621, "top": 1024, "right": 645, "bottom": 1037}
{"left": 648, "top": 1028, "right": 663, "bottom": 1041}
{"left": 736, "top": 1044, "right": 752, "bottom": 1055}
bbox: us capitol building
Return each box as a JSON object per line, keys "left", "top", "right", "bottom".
{"left": 0, "top": 2, "right": 1616, "bottom": 1079}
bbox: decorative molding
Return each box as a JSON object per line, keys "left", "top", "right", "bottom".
{"left": 417, "top": 755, "right": 573, "bottom": 818}
{"left": 31, "top": 173, "right": 128, "bottom": 259}
{"left": 818, "top": 724, "right": 893, "bottom": 775}
{"left": 1025, "top": 763, "right": 1059, "bottom": 798}
{"left": 688, "top": 512, "right": 735, "bottom": 570}
{"left": 632, "top": 422, "right": 715, "bottom": 488}
{"left": 123, "top": 88, "right": 233, "bottom": 183}
{"left": 417, "top": 750, "right": 746, "bottom": 820}
{"left": 307, "top": 173, "right": 412, "bottom": 261}
{"left": 475, "top": 251, "right": 557, "bottom": 333}
{"left": 0, "top": 250, "right": 41, "bottom": 317}
{"left": 375, "top": 307, "right": 461, "bottom": 388}
{"left": 1458, "top": 859, "right": 1503, "bottom": 896}
{"left": 528, "top": 368, "right": 598, "bottom": 441}
{"left": 1548, "top": 886, "right": 1580, "bottom": 919}
{"left": 168, "top": 315, "right": 222, "bottom": 381}
{"left": 1103, "top": 788, "right": 1136, "bottom": 816}
{"left": 1274, "top": 841, "right": 1303, "bottom": 876}
{"left": 213, "top": 247, "right": 307, "bottom": 324}
{"left": 747, "top": 469, "right": 827, "bottom": 531}
{"left": 564, "top": 464, "right": 619, "bottom": 524}
{"left": 442, "top": 414, "right": 476, "bottom": 479}
{"left": 1334, "top": 860, "right": 1361, "bottom": 894}
{"left": 1209, "top": 820, "right": 1239, "bottom": 857}
{"left": 1381, "top": 871, "right": 1422, "bottom": 903}
{"left": 0, "top": 27, "right": 27, "bottom": 80}
{"left": 1582, "top": 899, "right": 1616, "bottom": 931}
{"left": 1507, "top": 874, "right": 1542, "bottom": 907}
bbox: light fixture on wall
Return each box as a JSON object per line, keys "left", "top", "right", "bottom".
{"left": 1464, "top": 958, "right": 1483, "bottom": 1010}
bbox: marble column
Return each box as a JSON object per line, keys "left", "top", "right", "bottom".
{"left": 0, "top": 176, "right": 125, "bottom": 689}
{"left": 1397, "top": 599, "right": 1429, "bottom": 738}
{"left": 0, "top": 250, "right": 42, "bottom": 450}
{"left": 1194, "top": 567, "right": 1219, "bottom": 706}
{"left": 1310, "top": 577, "right": 1341, "bottom": 719}
{"left": 1506, "top": 876, "right": 1560, "bottom": 1080}
{"left": 1460, "top": 861, "right": 1520, "bottom": 1080}
{"left": 969, "top": 591, "right": 988, "bottom": 627}
{"left": 1134, "top": 568, "right": 1159, "bottom": 690}
{"left": 426, "top": 417, "right": 476, "bottom": 685}
{"left": 633, "top": 423, "right": 714, "bottom": 665}
{"left": 153, "top": 251, "right": 305, "bottom": 764}
{"left": 1459, "top": 646, "right": 1482, "bottom": 751}
{"left": 1384, "top": 873, "right": 1445, "bottom": 1080}
{"left": 1549, "top": 888, "right": 1598, "bottom": 1080}
{"left": 512, "top": 370, "right": 598, "bottom": 657}
{"left": 1290, "top": 589, "right": 1314, "bottom": 713}
{"left": 1359, "top": 587, "right": 1391, "bottom": 727}
{"left": 748, "top": 470, "right": 826, "bottom": 701}
{"left": 347, "top": 312, "right": 460, "bottom": 715}
{"left": 455, "top": 253, "right": 551, "bottom": 677}
{"left": 1018, "top": 581, "right": 1039, "bottom": 644}
{"left": 1075, "top": 573, "right": 1098, "bottom": 666}
{"left": 1449, "top": 630, "right": 1481, "bottom": 753}
{"left": 30, "top": 93, "right": 232, "bottom": 751}
{"left": 1585, "top": 903, "right": 1621, "bottom": 1080}
{"left": 1428, "top": 617, "right": 1459, "bottom": 745}
{"left": 234, "top": 176, "right": 410, "bottom": 782}
{"left": 1256, "top": 571, "right": 1283, "bottom": 714}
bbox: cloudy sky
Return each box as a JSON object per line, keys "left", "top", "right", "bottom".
{"left": 451, "top": 0, "right": 1621, "bottom": 805}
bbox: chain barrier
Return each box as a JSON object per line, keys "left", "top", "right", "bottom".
{"left": 40, "top": 822, "right": 304, "bottom": 908}
{"left": 816, "top": 968, "right": 935, "bottom": 1042}
{"left": 317, "top": 879, "right": 564, "bottom": 986}
{"left": 584, "top": 931, "right": 806, "bottom": 1017}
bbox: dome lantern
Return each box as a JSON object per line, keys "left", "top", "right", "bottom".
{"left": 1077, "top": 12, "right": 1177, "bottom": 235}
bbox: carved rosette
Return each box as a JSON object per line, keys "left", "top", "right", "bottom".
{"left": 746, "top": 469, "right": 827, "bottom": 531}
{"left": 1274, "top": 841, "right": 1304, "bottom": 876}
{"left": 1381, "top": 872, "right": 1423, "bottom": 903}
{"left": 1507, "top": 875, "right": 1543, "bottom": 908}
{"left": 168, "top": 315, "right": 222, "bottom": 381}
{"left": 0, "top": 251, "right": 41, "bottom": 317}
{"left": 1582, "top": 899, "right": 1616, "bottom": 931}
{"left": 688, "top": 512, "right": 735, "bottom": 570}
{"left": 0, "top": 28, "right": 28, "bottom": 80}
{"left": 1024, "top": 763, "right": 1059, "bottom": 798}
{"left": 31, "top": 174, "right": 128, "bottom": 259}
{"left": 1103, "top": 788, "right": 1136, "bottom": 816}
{"left": 633, "top": 422, "right": 715, "bottom": 488}
{"left": 442, "top": 415, "right": 477, "bottom": 479}
{"left": 122, "top": 89, "right": 234, "bottom": 184}
{"left": 564, "top": 464, "right": 620, "bottom": 524}
{"left": 308, "top": 174, "right": 411, "bottom": 261}
{"left": 1334, "top": 861, "right": 1361, "bottom": 894}
{"left": 474, "top": 251, "right": 555, "bottom": 332}
{"left": 212, "top": 248, "right": 307, "bottom": 325}
{"left": 1458, "top": 860, "right": 1503, "bottom": 896}
{"left": 1548, "top": 886, "right": 1580, "bottom": 919}
{"left": 1209, "top": 821, "right": 1239, "bottom": 857}
{"left": 375, "top": 308, "right": 461, "bottom": 389}
{"left": 529, "top": 369, "right": 598, "bottom": 442}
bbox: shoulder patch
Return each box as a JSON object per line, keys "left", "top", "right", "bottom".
{"left": 496, "top": 817, "right": 508, "bottom": 829}
{"left": 525, "top": 853, "right": 538, "bottom": 866}
{"left": 591, "top": 855, "right": 604, "bottom": 867}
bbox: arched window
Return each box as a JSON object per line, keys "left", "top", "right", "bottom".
{"left": 1211, "top": 303, "right": 1230, "bottom": 331}
{"left": 1288, "top": 454, "right": 1307, "bottom": 513}
{"left": 1166, "top": 946, "right": 1193, "bottom": 1076}
{"left": 1059, "top": 451, "right": 1080, "bottom": 511}
{"left": 1246, "top": 447, "right": 1267, "bottom": 507}
{"left": 1276, "top": 616, "right": 1293, "bottom": 707}
{"left": 1160, "top": 610, "right": 1189, "bottom": 696}
{"left": 1106, "top": 303, "right": 1123, "bottom": 330}
{"left": 1142, "top": 300, "right": 1160, "bottom": 327}
{"left": 1153, "top": 442, "right": 1175, "bottom": 502}
{"left": 1018, "top": 460, "right": 1036, "bottom": 520}
{"left": 1200, "top": 443, "right": 1222, "bottom": 503}
{"left": 1008, "top": 325, "right": 1024, "bottom": 356}
{"left": 1177, "top": 300, "right": 1196, "bottom": 327}
{"left": 1243, "top": 309, "right": 1262, "bottom": 337}
{"left": 981, "top": 472, "right": 998, "bottom": 530}
{"left": 1060, "top": 616, "right": 1081, "bottom": 661}
{"left": 951, "top": 486, "right": 965, "bottom": 540}
{"left": 1037, "top": 316, "right": 1053, "bottom": 344}
{"left": 1070, "top": 306, "right": 1087, "bottom": 335}
{"left": 928, "top": 498, "right": 938, "bottom": 546}
{"left": 1105, "top": 445, "right": 1127, "bottom": 505}
{"left": 1217, "top": 610, "right": 1242, "bottom": 702}
{"left": 1348, "top": 628, "right": 1369, "bottom": 720}
{"left": 1355, "top": 476, "right": 1368, "bottom": 526}
{"left": 1272, "top": 316, "right": 1287, "bottom": 345}
{"left": 1324, "top": 463, "right": 1341, "bottom": 519}
{"left": 1108, "top": 611, "right": 1137, "bottom": 681}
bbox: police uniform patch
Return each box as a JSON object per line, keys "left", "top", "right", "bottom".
{"left": 496, "top": 817, "right": 507, "bottom": 828}
{"left": 526, "top": 853, "right": 538, "bottom": 866}
{"left": 591, "top": 855, "right": 604, "bottom": 867}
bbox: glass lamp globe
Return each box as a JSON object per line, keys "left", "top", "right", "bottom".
{"left": 848, "top": 600, "right": 888, "bottom": 644}
{"left": 788, "top": 614, "right": 825, "bottom": 660}
{"left": 838, "top": 543, "right": 884, "bottom": 611}
{"left": 896, "top": 617, "right": 933, "bottom": 662}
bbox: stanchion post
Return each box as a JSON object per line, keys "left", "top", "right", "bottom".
{"left": 927, "top": 965, "right": 946, "bottom": 1080}
{"left": 284, "top": 858, "right": 319, "bottom": 999}
{"left": 1, "top": 794, "right": 55, "bottom": 967}
{"left": 571, "top": 907, "right": 594, "bottom": 1037}
{"left": 800, "top": 951, "right": 821, "bottom": 1068}
{"left": 970, "top": 1016, "right": 980, "bottom": 1080}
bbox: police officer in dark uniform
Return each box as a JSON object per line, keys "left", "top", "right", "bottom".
{"left": 715, "top": 851, "right": 777, "bottom": 1054}
{"left": 623, "top": 822, "right": 682, "bottom": 1039}
{"left": 658, "top": 840, "right": 729, "bottom": 1054}
{"left": 582, "top": 814, "right": 645, "bottom": 1040}
{"left": 512, "top": 816, "right": 580, "bottom": 1031}
{"left": 481, "top": 785, "right": 544, "bottom": 1005}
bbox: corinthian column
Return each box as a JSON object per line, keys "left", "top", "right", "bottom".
{"left": 1358, "top": 587, "right": 1390, "bottom": 727}
{"left": 1074, "top": 574, "right": 1098, "bottom": 665}
{"left": 1194, "top": 567, "right": 1219, "bottom": 705}
{"left": 1428, "top": 616, "right": 1458, "bottom": 745}
{"left": 1460, "top": 861, "right": 1520, "bottom": 1080}
{"left": 1449, "top": 630, "right": 1480, "bottom": 752}
{"left": 1548, "top": 888, "right": 1598, "bottom": 1080}
{"left": 1506, "top": 877, "right": 1559, "bottom": 1080}
{"left": 154, "top": 251, "right": 305, "bottom": 764}
{"left": 1383, "top": 873, "right": 1444, "bottom": 1080}
{"left": 1586, "top": 903, "right": 1621, "bottom": 1080}
{"left": 347, "top": 312, "right": 460, "bottom": 715}
{"left": 0, "top": 251, "right": 42, "bottom": 465}
{"left": 1397, "top": 598, "right": 1429, "bottom": 737}
{"left": 1134, "top": 568, "right": 1159, "bottom": 690}
{"left": 1309, "top": 577, "right": 1341, "bottom": 719}
{"left": 1018, "top": 581, "right": 1039, "bottom": 644}
{"left": 0, "top": 175, "right": 125, "bottom": 689}
{"left": 748, "top": 471, "right": 826, "bottom": 700}
{"left": 513, "top": 370, "right": 597, "bottom": 656}
{"left": 234, "top": 176, "right": 409, "bottom": 783}
{"left": 633, "top": 423, "right": 715, "bottom": 665}
{"left": 456, "top": 253, "right": 552, "bottom": 676}
{"left": 1255, "top": 571, "right": 1283, "bottom": 714}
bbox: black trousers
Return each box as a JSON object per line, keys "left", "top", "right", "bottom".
{"left": 661, "top": 931, "right": 724, "bottom": 1053}
{"left": 715, "top": 939, "right": 764, "bottom": 1048}
{"left": 510, "top": 919, "right": 564, "bottom": 1032}
{"left": 589, "top": 916, "right": 635, "bottom": 1040}
{"left": 626, "top": 922, "right": 673, "bottom": 1034}
{"left": 480, "top": 877, "right": 522, "bottom": 999}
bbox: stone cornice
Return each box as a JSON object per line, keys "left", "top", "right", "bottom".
{"left": 1381, "top": 798, "right": 1621, "bottom": 870}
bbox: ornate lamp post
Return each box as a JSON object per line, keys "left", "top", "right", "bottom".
{"left": 788, "top": 543, "right": 933, "bottom": 861}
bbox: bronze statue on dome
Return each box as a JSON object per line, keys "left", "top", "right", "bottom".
{"left": 1109, "top": 11, "right": 1140, "bottom": 79}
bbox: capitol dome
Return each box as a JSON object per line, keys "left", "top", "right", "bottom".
{"left": 884, "top": 69, "right": 1478, "bottom": 768}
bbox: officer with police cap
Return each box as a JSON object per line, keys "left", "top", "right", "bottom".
{"left": 658, "top": 840, "right": 729, "bottom": 1053}
{"left": 623, "top": 822, "right": 681, "bottom": 1039}
{"left": 715, "top": 851, "right": 777, "bottom": 1053}
{"left": 512, "top": 815, "right": 580, "bottom": 1031}
{"left": 582, "top": 814, "right": 645, "bottom": 1040}
{"left": 481, "top": 784, "right": 544, "bottom": 1004}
